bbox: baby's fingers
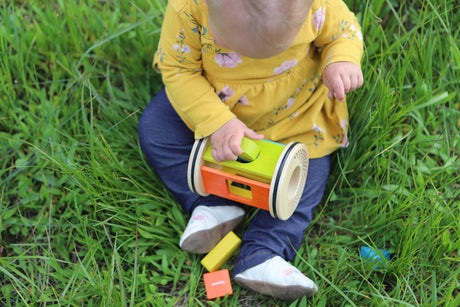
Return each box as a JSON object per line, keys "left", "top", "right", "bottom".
{"left": 331, "top": 77, "right": 346, "bottom": 102}
{"left": 228, "top": 135, "right": 243, "bottom": 158}
{"left": 324, "top": 75, "right": 341, "bottom": 101}
{"left": 212, "top": 144, "right": 236, "bottom": 162}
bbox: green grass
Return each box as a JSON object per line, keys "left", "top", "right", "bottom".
{"left": 0, "top": 0, "right": 458, "bottom": 305}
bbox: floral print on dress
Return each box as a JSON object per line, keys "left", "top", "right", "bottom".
{"left": 217, "top": 86, "right": 235, "bottom": 102}
{"left": 156, "top": 47, "right": 165, "bottom": 63}
{"left": 174, "top": 29, "right": 192, "bottom": 64}
{"left": 284, "top": 79, "right": 307, "bottom": 111}
{"left": 237, "top": 95, "right": 249, "bottom": 105}
{"left": 273, "top": 59, "right": 298, "bottom": 75}
{"left": 288, "top": 112, "right": 299, "bottom": 120}
{"left": 217, "top": 89, "right": 249, "bottom": 106}
{"left": 286, "top": 98, "right": 296, "bottom": 109}
{"left": 333, "top": 119, "right": 349, "bottom": 147}
{"left": 312, "top": 7, "right": 326, "bottom": 31}
{"left": 173, "top": 44, "right": 191, "bottom": 54}
{"left": 273, "top": 84, "right": 302, "bottom": 116}
{"left": 309, "top": 72, "right": 321, "bottom": 93}
{"left": 313, "top": 123, "right": 325, "bottom": 146}
{"left": 185, "top": 11, "right": 201, "bottom": 34}
{"left": 215, "top": 52, "right": 243, "bottom": 68}
{"left": 332, "top": 20, "right": 363, "bottom": 41}
{"left": 266, "top": 79, "right": 307, "bottom": 127}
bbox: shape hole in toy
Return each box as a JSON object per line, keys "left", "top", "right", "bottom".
{"left": 287, "top": 166, "right": 301, "bottom": 201}
{"left": 228, "top": 180, "right": 253, "bottom": 199}
{"left": 236, "top": 156, "right": 252, "bottom": 163}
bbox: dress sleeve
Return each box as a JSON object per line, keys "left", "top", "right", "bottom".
{"left": 153, "top": 1, "right": 235, "bottom": 139}
{"left": 312, "top": 0, "right": 364, "bottom": 71}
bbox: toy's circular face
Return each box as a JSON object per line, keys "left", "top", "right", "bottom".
{"left": 187, "top": 138, "right": 210, "bottom": 196}
{"left": 287, "top": 165, "right": 302, "bottom": 200}
{"left": 269, "top": 142, "right": 309, "bottom": 220}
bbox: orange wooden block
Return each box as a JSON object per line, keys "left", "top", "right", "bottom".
{"left": 201, "top": 166, "right": 270, "bottom": 211}
{"left": 203, "top": 269, "right": 233, "bottom": 300}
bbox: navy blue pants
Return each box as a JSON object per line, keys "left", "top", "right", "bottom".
{"left": 138, "top": 88, "right": 330, "bottom": 275}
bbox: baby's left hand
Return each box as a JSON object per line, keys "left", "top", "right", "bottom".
{"left": 323, "top": 62, "right": 363, "bottom": 102}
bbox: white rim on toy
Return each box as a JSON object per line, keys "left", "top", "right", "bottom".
{"left": 269, "top": 142, "right": 309, "bottom": 220}
{"left": 187, "top": 138, "right": 210, "bottom": 196}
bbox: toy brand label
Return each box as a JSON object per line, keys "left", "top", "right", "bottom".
{"left": 212, "top": 280, "right": 225, "bottom": 286}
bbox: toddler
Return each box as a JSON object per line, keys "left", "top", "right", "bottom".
{"left": 138, "top": 0, "right": 363, "bottom": 300}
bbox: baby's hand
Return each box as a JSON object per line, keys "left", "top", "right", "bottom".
{"left": 210, "top": 118, "right": 264, "bottom": 162}
{"left": 323, "top": 62, "right": 363, "bottom": 102}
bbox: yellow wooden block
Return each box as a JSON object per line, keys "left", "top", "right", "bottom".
{"left": 201, "top": 231, "right": 242, "bottom": 272}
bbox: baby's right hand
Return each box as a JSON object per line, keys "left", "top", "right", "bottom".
{"left": 210, "top": 118, "right": 264, "bottom": 162}
{"left": 323, "top": 62, "right": 363, "bottom": 102}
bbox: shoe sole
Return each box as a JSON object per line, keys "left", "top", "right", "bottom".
{"left": 180, "top": 215, "right": 245, "bottom": 254}
{"left": 235, "top": 276, "right": 316, "bottom": 301}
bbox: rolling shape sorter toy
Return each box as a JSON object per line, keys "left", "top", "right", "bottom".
{"left": 187, "top": 137, "right": 309, "bottom": 220}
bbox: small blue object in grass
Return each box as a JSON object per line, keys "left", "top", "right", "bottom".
{"left": 360, "top": 246, "right": 391, "bottom": 269}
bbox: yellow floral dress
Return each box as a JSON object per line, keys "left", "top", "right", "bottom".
{"left": 153, "top": 0, "right": 363, "bottom": 158}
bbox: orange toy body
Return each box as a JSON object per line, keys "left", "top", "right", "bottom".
{"left": 201, "top": 166, "right": 271, "bottom": 211}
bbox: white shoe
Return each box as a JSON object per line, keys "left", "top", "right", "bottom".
{"left": 235, "top": 256, "right": 318, "bottom": 300}
{"left": 179, "top": 205, "right": 245, "bottom": 254}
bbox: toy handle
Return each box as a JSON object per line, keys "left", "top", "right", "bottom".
{"left": 237, "top": 137, "right": 260, "bottom": 162}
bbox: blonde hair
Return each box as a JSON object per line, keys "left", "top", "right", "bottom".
{"left": 207, "top": 0, "right": 313, "bottom": 58}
